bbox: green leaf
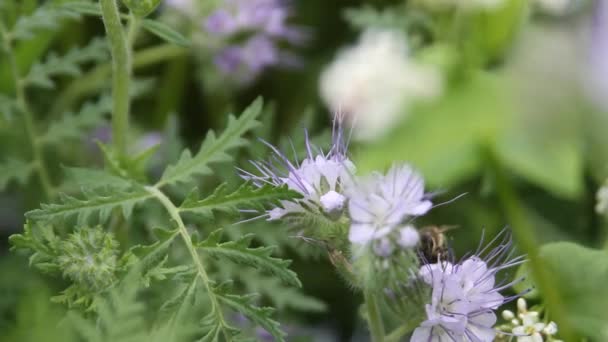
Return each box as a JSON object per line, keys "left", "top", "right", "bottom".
{"left": 24, "top": 38, "right": 109, "bottom": 89}
{"left": 356, "top": 72, "right": 507, "bottom": 188}
{"left": 157, "top": 98, "right": 263, "bottom": 187}
{"left": 126, "top": 228, "right": 182, "bottom": 287}
{"left": 141, "top": 19, "right": 190, "bottom": 47}
{"left": 11, "top": 5, "right": 80, "bottom": 41}
{"left": 197, "top": 229, "right": 301, "bottom": 287}
{"left": 0, "top": 94, "right": 17, "bottom": 121}
{"left": 179, "top": 182, "right": 301, "bottom": 220}
{"left": 537, "top": 242, "right": 608, "bottom": 341}
{"left": 39, "top": 95, "right": 111, "bottom": 146}
{"left": 214, "top": 282, "right": 286, "bottom": 342}
{"left": 60, "top": 1, "right": 103, "bottom": 16}
{"left": 63, "top": 167, "right": 135, "bottom": 191}
{"left": 121, "top": 0, "right": 162, "bottom": 17}
{"left": 26, "top": 188, "right": 153, "bottom": 225}
{"left": 0, "top": 158, "right": 35, "bottom": 190}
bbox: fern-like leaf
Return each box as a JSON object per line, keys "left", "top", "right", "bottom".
{"left": 214, "top": 282, "right": 286, "bottom": 342}
{"left": 179, "top": 182, "right": 300, "bottom": 220}
{"left": 25, "top": 38, "right": 109, "bottom": 89}
{"left": 0, "top": 158, "right": 35, "bottom": 191}
{"left": 26, "top": 188, "right": 153, "bottom": 225}
{"left": 39, "top": 95, "right": 111, "bottom": 146}
{"left": 63, "top": 166, "right": 135, "bottom": 191}
{"left": 156, "top": 97, "right": 262, "bottom": 187}
{"left": 126, "top": 228, "right": 183, "bottom": 287}
{"left": 197, "top": 229, "right": 301, "bottom": 287}
{"left": 11, "top": 6, "right": 80, "bottom": 41}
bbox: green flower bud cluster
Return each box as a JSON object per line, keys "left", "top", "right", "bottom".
{"left": 57, "top": 227, "right": 120, "bottom": 292}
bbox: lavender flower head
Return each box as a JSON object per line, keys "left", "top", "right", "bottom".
{"left": 411, "top": 231, "right": 527, "bottom": 342}
{"left": 240, "top": 120, "right": 355, "bottom": 221}
{"left": 204, "top": 0, "right": 307, "bottom": 83}
{"left": 347, "top": 164, "right": 432, "bottom": 255}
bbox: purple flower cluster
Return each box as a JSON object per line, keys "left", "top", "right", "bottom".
{"left": 412, "top": 231, "right": 526, "bottom": 342}
{"left": 204, "top": 0, "right": 307, "bottom": 83}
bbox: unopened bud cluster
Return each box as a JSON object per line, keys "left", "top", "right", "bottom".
{"left": 57, "top": 227, "right": 120, "bottom": 291}
{"left": 497, "top": 298, "right": 562, "bottom": 342}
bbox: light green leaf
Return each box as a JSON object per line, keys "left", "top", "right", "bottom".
{"left": 197, "top": 229, "right": 301, "bottom": 287}
{"left": 11, "top": 6, "right": 80, "bottom": 41}
{"left": 214, "top": 282, "right": 286, "bottom": 342}
{"left": 356, "top": 72, "right": 506, "bottom": 188}
{"left": 179, "top": 182, "right": 300, "bottom": 220}
{"left": 26, "top": 188, "right": 153, "bottom": 225}
{"left": 157, "top": 98, "right": 262, "bottom": 187}
{"left": 0, "top": 94, "right": 17, "bottom": 121}
{"left": 537, "top": 242, "right": 608, "bottom": 341}
{"left": 63, "top": 167, "right": 135, "bottom": 191}
{"left": 24, "top": 38, "right": 109, "bottom": 89}
{"left": 60, "top": 1, "right": 103, "bottom": 16}
{"left": 0, "top": 158, "right": 35, "bottom": 190}
{"left": 39, "top": 95, "right": 111, "bottom": 146}
{"left": 121, "top": 0, "right": 162, "bottom": 17}
{"left": 141, "top": 19, "right": 190, "bottom": 47}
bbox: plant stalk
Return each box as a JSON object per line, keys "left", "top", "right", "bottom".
{"left": 0, "top": 24, "right": 53, "bottom": 199}
{"left": 100, "top": 0, "right": 131, "bottom": 157}
{"left": 364, "top": 289, "right": 385, "bottom": 342}
{"left": 145, "top": 186, "right": 232, "bottom": 341}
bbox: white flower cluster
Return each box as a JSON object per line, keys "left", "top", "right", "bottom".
{"left": 320, "top": 29, "right": 442, "bottom": 141}
{"left": 499, "top": 298, "right": 562, "bottom": 342}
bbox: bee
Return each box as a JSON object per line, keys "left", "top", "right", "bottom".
{"left": 418, "top": 225, "right": 458, "bottom": 262}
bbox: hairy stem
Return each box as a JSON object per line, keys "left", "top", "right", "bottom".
{"left": 100, "top": 0, "right": 131, "bottom": 157}
{"left": 487, "top": 148, "right": 577, "bottom": 341}
{"left": 364, "top": 289, "right": 385, "bottom": 342}
{"left": 145, "top": 186, "right": 232, "bottom": 341}
{"left": 0, "top": 23, "right": 53, "bottom": 199}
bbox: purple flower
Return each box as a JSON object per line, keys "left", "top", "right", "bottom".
{"left": 240, "top": 119, "right": 354, "bottom": 221}
{"left": 204, "top": 0, "right": 308, "bottom": 83}
{"left": 412, "top": 231, "right": 527, "bottom": 342}
{"left": 347, "top": 164, "right": 432, "bottom": 251}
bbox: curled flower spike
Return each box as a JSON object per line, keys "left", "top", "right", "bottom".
{"left": 347, "top": 164, "right": 432, "bottom": 253}
{"left": 240, "top": 118, "right": 355, "bottom": 221}
{"left": 411, "top": 230, "right": 528, "bottom": 342}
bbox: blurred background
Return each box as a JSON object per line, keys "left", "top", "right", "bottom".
{"left": 1, "top": 0, "right": 608, "bottom": 340}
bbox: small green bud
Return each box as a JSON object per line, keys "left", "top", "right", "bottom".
{"left": 121, "top": 0, "right": 162, "bottom": 17}
{"left": 57, "top": 227, "right": 120, "bottom": 291}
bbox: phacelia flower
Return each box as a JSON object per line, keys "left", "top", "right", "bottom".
{"left": 240, "top": 121, "right": 355, "bottom": 221}
{"left": 319, "top": 28, "right": 442, "bottom": 141}
{"left": 411, "top": 231, "right": 527, "bottom": 342}
{"left": 347, "top": 164, "right": 432, "bottom": 253}
{"left": 203, "top": 0, "right": 308, "bottom": 84}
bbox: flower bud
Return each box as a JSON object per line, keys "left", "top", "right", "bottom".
{"left": 121, "top": 0, "right": 162, "bottom": 17}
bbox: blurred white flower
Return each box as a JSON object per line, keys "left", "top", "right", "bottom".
{"left": 319, "top": 29, "right": 442, "bottom": 141}
{"left": 534, "top": 0, "right": 577, "bottom": 16}
{"left": 597, "top": 182, "right": 608, "bottom": 215}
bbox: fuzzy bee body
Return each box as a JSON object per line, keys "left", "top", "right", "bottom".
{"left": 418, "top": 225, "right": 457, "bottom": 262}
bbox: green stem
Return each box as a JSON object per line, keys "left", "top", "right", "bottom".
{"left": 0, "top": 24, "right": 53, "bottom": 199}
{"left": 364, "top": 289, "right": 385, "bottom": 342}
{"left": 49, "top": 44, "right": 186, "bottom": 119}
{"left": 144, "top": 186, "right": 232, "bottom": 341}
{"left": 486, "top": 148, "right": 577, "bottom": 341}
{"left": 100, "top": 0, "right": 131, "bottom": 158}
{"left": 385, "top": 320, "right": 419, "bottom": 342}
